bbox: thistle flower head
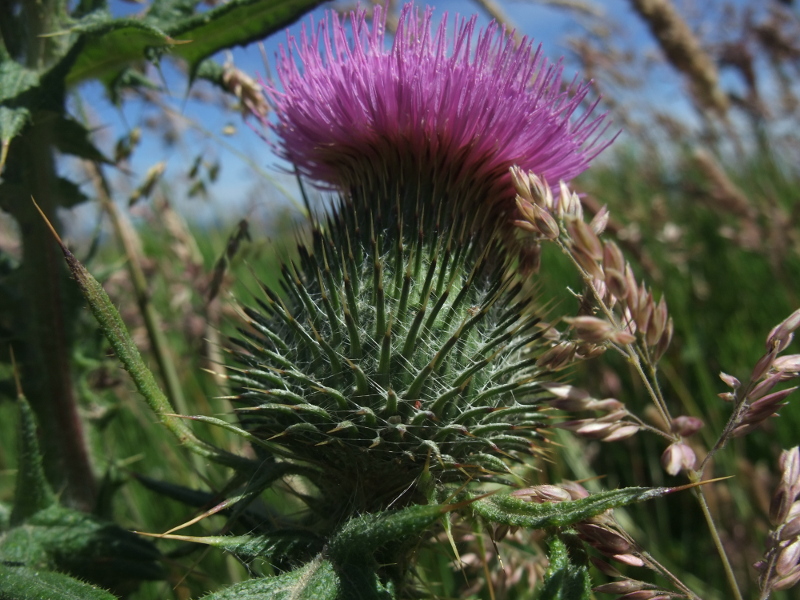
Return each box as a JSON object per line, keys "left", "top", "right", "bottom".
{"left": 264, "top": 4, "right": 610, "bottom": 237}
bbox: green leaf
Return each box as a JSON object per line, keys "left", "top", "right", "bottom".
{"left": 35, "top": 208, "right": 245, "bottom": 469}
{"left": 0, "top": 106, "right": 29, "bottom": 172}
{"left": 328, "top": 504, "right": 445, "bottom": 562}
{"left": 11, "top": 398, "right": 56, "bottom": 526}
{"left": 145, "top": 0, "right": 201, "bottom": 25}
{"left": 148, "top": 529, "right": 322, "bottom": 562}
{"left": 50, "top": 114, "right": 109, "bottom": 162}
{"left": 200, "top": 556, "right": 340, "bottom": 600}
{"left": 0, "top": 564, "right": 117, "bottom": 600}
{"left": 107, "top": 68, "right": 160, "bottom": 105}
{"left": 0, "top": 56, "right": 40, "bottom": 163}
{"left": 0, "top": 57, "right": 39, "bottom": 103}
{"left": 56, "top": 176, "right": 90, "bottom": 208}
{"left": 155, "top": 0, "right": 326, "bottom": 79}
{"left": 140, "top": 531, "right": 321, "bottom": 562}
{"left": 539, "top": 534, "right": 592, "bottom": 600}
{"left": 469, "top": 486, "right": 678, "bottom": 529}
{"left": 1, "top": 505, "right": 163, "bottom": 581}
{"left": 65, "top": 18, "right": 178, "bottom": 87}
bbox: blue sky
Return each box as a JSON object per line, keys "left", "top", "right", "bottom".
{"left": 64, "top": 0, "right": 739, "bottom": 234}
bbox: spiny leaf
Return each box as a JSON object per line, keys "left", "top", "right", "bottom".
{"left": 11, "top": 397, "right": 56, "bottom": 526}
{"left": 539, "top": 534, "right": 592, "bottom": 600}
{"left": 32, "top": 200, "right": 243, "bottom": 469}
{"left": 1, "top": 505, "right": 163, "bottom": 582}
{"left": 0, "top": 57, "right": 40, "bottom": 166}
{"left": 128, "top": 530, "right": 321, "bottom": 562}
{"left": 328, "top": 503, "right": 446, "bottom": 562}
{"left": 0, "top": 106, "right": 29, "bottom": 173}
{"left": 469, "top": 485, "right": 687, "bottom": 529}
{"left": 154, "top": 0, "right": 327, "bottom": 81}
{"left": 0, "top": 56, "right": 39, "bottom": 103}
{"left": 199, "top": 556, "right": 340, "bottom": 600}
{"left": 0, "top": 564, "right": 117, "bottom": 600}
{"left": 65, "top": 19, "right": 179, "bottom": 87}
{"left": 50, "top": 115, "right": 110, "bottom": 163}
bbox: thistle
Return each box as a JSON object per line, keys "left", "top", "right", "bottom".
{"left": 228, "top": 3, "right": 609, "bottom": 532}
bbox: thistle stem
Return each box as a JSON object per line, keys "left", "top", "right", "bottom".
{"left": 13, "top": 125, "right": 96, "bottom": 510}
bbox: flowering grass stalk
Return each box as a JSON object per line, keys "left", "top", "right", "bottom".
{"left": 511, "top": 163, "right": 800, "bottom": 599}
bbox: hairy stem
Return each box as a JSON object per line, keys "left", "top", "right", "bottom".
{"left": 11, "top": 124, "right": 96, "bottom": 510}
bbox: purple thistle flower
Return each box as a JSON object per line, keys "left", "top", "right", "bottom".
{"left": 264, "top": 3, "right": 611, "bottom": 231}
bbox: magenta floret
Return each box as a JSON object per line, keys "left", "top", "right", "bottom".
{"left": 264, "top": 3, "right": 611, "bottom": 213}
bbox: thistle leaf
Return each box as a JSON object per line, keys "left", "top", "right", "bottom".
{"left": 32, "top": 201, "right": 242, "bottom": 469}
{"left": 130, "top": 530, "right": 322, "bottom": 562}
{"left": 469, "top": 486, "right": 681, "bottom": 529}
{"left": 150, "top": 0, "right": 328, "bottom": 81}
{"left": 328, "top": 504, "right": 445, "bottom": 562}
{"left": 10, "top": 397, "right": 56, "bottom": 526}
{"left": 539, "top": 534, "right": 592, "bottom": 600}
{"left": 1, "top": 505, "right": 163, "bottom": 583}
{"left": 0, "top": 564, "right": 117, "bottom": 600}
{"left": 199, "top": 556, "right": 340, "bottom": 600}
{"left": 65, "top": 19, "right": 178, "bottom": 87}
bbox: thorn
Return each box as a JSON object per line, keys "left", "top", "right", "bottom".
{"left": 31, "top": 196, "right": 66, "bottom": 247}
{"left": 9, "top": 346, "right": 22, "bottom": 399}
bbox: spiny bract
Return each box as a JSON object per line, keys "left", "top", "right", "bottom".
{"left": 228, "top": 182, "right": 554, "bottom": 515}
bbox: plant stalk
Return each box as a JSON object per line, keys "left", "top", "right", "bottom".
{"left": 689, "top": 473, "right": 743, "bottom": 600}
{"left": 13, "top": 125, "right": 96, "bottom": 510}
